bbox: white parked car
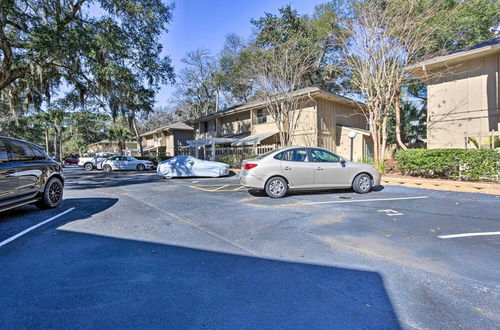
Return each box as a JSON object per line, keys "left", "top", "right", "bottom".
{"left": 98, "top": 156, "right": 155, "bottom": 172}
{"left": 78, "top": 153, "right": 118, "bottom": 171}
{"left": 157, "top": 155, "right": 230, "bottom": 178}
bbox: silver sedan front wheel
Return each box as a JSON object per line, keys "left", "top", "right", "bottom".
{"left": 265, "top": 176, "right": 288, "bottom": 198}
{"left": 353, "top": 173, "right": 372, "bottom": 194}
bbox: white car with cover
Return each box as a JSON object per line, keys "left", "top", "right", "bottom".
{"left": 157, "top": 155, "right": 230, "bottom": 178}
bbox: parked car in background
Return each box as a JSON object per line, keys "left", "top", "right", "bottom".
{"left": 240, "top": 147, "right": 381, "bottom": 198}
{"left": 63, "top": 158, "right": 79, "bottom": 166}
{"left": 157, "top": 155, "right": 230, "bottom": 178}
{"left": 0, "top": 137, "right": 64, "bottom": 212}
{"left": 78, "top": 152, "right": 118, "bottom": 171}
{"left": 98, "top": 156, "right": 155, "bottom": 172}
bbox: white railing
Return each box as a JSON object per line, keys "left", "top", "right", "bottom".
{"left": 175, "top": 144, "right": 278, "bottom": 166}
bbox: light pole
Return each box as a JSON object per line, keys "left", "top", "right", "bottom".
{"left": 348, "top": 131, "right": 357, "bottom": 161}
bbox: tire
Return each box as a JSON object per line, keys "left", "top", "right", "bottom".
{"left": 265, "top": 176, "right": 288, "bottom": 198}
{"left": 36, "top": 177, "right": 63, "bottom": 209}
{"left": 84, "top": 163, "right": 94, "bottom": 171}
{"left": 137, "top": 164, "right": 145, "bottom": 171}
{"left": 103, "top": 164, "right": 112, "bottom": 172}
{"left": 352, "top": 173, "right": 372, "bottom": 194}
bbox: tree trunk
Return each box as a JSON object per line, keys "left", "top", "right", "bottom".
{"left": 53, "top": 127, "right": 62, "bottom": 161}
{"left": 381, "top": 115, "right": 388, "bottom": 163}
{"left": 119, "top": 140, "right": 126, "bottom": 153}
{"left": 59, "top": 135, "right": 63, "bottom": 160}
{"left": 368, "top": 112, "right": 381, "bottom": 166}
{"left": 53, "top": 134, "right": 57, "bottom": 159}
{"left": 131, "top": 116, "right": 144, "bottom": 156}
{"left": 44, "top": 128, "right": 50, "bottom": 154}
{"left": 394, "top": 88, "right": 407, "bottom": 150}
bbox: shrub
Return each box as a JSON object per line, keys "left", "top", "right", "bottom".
{"left": 395, "top": 149, "right": 499, "bottom": 181}
{"left": 218, "top": 154, "right": 259, "bottom": 168}
{"left": 384, "top": 159, "right": 398, "bottom": 174}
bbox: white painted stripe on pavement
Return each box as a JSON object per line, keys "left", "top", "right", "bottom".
{"left": 0, "top": 207, "right": 75, "bottom": 248}
{"left": 294, "top": 195, "right": 428, "bottom": 205}
{"left": 438, "top": 231, "right": 500, "bottom": 239}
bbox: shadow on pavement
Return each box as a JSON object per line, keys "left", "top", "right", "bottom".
{"left": 0, "top": 229, "right": 401, "bottom": 329}
{"left": 64, "top": 168, "right": 160, "bottom": 190}
{"left": 0, "top": 198, "right": 119, "bottom": 242}
{"left": 248, "top": 185, "right": 385, "bottom": 198}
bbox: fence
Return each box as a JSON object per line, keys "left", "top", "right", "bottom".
{"left": 175, "top": 144, "right": 278, "bottom": 167}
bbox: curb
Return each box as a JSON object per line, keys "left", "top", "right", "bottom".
{"left": 382, "top": 176, "right": 500, "bottom": 195}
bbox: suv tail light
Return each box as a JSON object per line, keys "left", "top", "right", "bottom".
{"left": 244, "top": 163, "right": 258, "bottom": 170}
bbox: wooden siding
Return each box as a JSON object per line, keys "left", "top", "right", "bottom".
{"left": 218, "top": 111, "right": 251, "bottom": 136}
{"left": 427, "top": 52, "right": 499, "bottom": 148}
{"left": 289, "top": 104, "right": 317, "bottom": 147}
{"left": 316, "top": 98, "right": 366, "bottom": 152}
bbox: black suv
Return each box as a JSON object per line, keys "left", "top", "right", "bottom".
{"left": 0, "top": 137, "right": 64, "bottom": 212}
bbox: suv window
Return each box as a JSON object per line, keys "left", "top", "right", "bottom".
{"left": 0, "top": 140, "right": 9, "bottom": 163}
{"left": 8, "top": 140, "right": 37, "bottom": 161}
{"left": 28, "top": 145, "right": 47, "bottom": 160}
{"left": 309, "top": 149, "right": 340, "bottom": 162}
{"left": 276, "top": 148, "right": 308, "bottom": 162}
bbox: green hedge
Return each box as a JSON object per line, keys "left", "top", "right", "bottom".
{"left": 395, "top": 149, "right": 499, "bottom": 181}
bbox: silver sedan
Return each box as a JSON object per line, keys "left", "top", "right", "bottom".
{"left": 240, "top": 147, "right": 381, "bottom": 198}
{"left": 99, "top": 156, "right": 155, "bottom": 172}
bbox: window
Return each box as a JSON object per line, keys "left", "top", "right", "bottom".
{"left": 203, "top": 122, "right": 208, "bottom": 133}
{"left": 28, "top": 145, "right": 47, "bottom": 160}
{"left": 256, "top": 109, "right": 267, "bottom": 124}
{"left": 119, "top": 156, "right": 128, "bottom": 161}
{"left": 309, "top": 149, "right": 340, "bottom": 162}
{"left": 0, "top": 140, "right": 9, "bottom": 163}
{"left": 276, "top": 148, "right": 308, "bottom": 162}
{"left": 256, "top": 148, "right": 282, "bottom": 160}
{"left": 8, "top": 140, "right": 37, "bottom": 161}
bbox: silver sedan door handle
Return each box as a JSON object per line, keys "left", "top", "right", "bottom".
{"left": 316, "top": 167, "right": 324, "bottom": 170}
{"left": 284, "top": 166, "right": 292, "bottom": 170}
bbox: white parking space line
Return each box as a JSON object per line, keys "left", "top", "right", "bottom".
{"left": 0, "top": 207, "right": 75, "bottom": 248}
{"left": 292, "top": 195, "right": 428, "bottom": 206}
{"left": 437, "top": 231, "right": 500, "bottom": 239}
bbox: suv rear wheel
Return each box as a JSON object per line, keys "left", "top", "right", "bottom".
{"left": 84, "top": 163, "right": 93, "bottom": 171}
{"left": 36, "top": 177, "right": 63, "bottom": 209}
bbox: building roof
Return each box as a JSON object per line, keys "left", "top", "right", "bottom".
{"left": 189, "top": 87, "right": 363, "bottom": 123}
{"left": 140, "top": 121, "right": 193, "bottom": 137}
{"left": 407, "top": 37, "right": 500, "bottom": 76}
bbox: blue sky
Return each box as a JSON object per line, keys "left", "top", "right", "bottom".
{"left": 157, "top": 0, "right": 326, "bottom": 107}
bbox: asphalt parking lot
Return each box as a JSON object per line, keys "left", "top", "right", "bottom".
{"left": 1, "top": 167, "right": 499, "bottom": 329}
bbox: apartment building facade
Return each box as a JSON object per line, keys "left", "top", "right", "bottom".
{"left": 409, "top": 37, "right": 500, "bottom": 149}
{"left": 189, "top": 87, "right": 372, "bottom": 161}
{"left": 140, "top": 122, "right": 194, "bottom": 157}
